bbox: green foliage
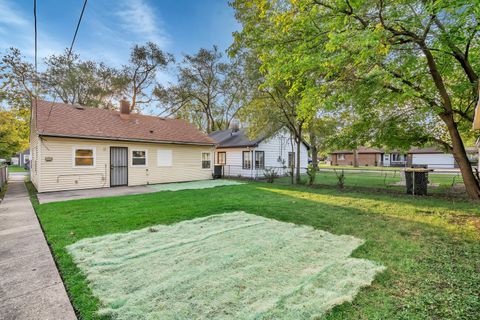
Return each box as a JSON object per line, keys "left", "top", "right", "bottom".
{"left": 334, "top": 169, "right": 345, "bottom": 189}
{"left": 0, "top": 108, "right": 29, "bottom": 158}
{"left": 42, "top": 50, "right": 126, "bottom": 109}
{"left": 122, "top": 42, "right": 173, "bottom": 110}
{"left": 230, "top": 0, "right": 480, "bottom": 197}
{"left": 155, "top": 46, "right": 247, "bottom": 132}
{"left": 306, "top": 164, "right": 316, "bottom": 185}
{"left": 263, "top": 167, "right": 279, "bottom": 183}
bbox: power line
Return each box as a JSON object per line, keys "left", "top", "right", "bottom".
{"left": 68, "top": 0, "right": 88, "bottom": 57}
{"left": 42, "top": 0, "right": 88, "bottom": 132}
{"left": 32, "top": 0, "right": 38, "bottom": 131}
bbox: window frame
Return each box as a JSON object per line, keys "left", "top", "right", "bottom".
{"left": 338, "top": 153, "right": 345, "bottom": 161}
{"left": 131, "top": 149, "right": 148, "bottom": 167}
{"left": 217, "top": 152, "right": 226, "bottom": 165}
{"left": 255, "top": 151, "right": 265, "bottom": 169}
{"left": 201, "top": 152, "right": 211, "bottom": 169}
{"left": 157, "top": 149, "right": 173, "bottom": 167}
{"left": 72, "top": 146, "right": 96, "bottom": 168}
{"left": 242, "top": 151, "right": 252, "bottom": 169}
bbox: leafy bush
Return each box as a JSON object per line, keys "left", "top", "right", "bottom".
{"left": 306, "top": 164, "right": 317, "bottom": 186}
{"left": 263, "top": 167, "right": 279, "bottom": 183}
{"left": 334, "top": 169, "right": 345, "bottom": 189}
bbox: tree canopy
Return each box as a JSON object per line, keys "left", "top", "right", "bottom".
{"left": 231, "top": 0, "right": 480, "bottom": 198}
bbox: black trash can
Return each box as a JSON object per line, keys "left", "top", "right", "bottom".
{"left": 213, "top": 165, "right": 223, "bottom": 179}
{"left": 405, "top": 168, "right": 431, "bottom": 195}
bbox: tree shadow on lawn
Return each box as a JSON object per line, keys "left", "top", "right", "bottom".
{"left": 36, "top": 182, "right": 480, "bottom": 320}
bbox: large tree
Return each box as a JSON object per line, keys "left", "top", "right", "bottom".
{"left": 155, "top": 46, "right": 247, "bottom": 133}
{"left": 42, "top": 50, "right": 124, "bottom": 109}
{"left": 231, "top": 0, "right": 480, "bottom": 198}
{"left": 122, "top": 42, "right": 173, "bottom": 111}
{"left": 0, "top": 48, "right": 37, "bottom": 156}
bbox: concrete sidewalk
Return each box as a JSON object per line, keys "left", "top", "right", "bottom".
{"left": 0, "top": 176, "right": 77, "bottom": 319}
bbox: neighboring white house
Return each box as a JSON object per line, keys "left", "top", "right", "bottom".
{"left": 209, "top": 128, "right": 309, "bottom": 179}
{"left": 407, "top": 147, "right": 477, "bottom": 169}
{"left": 30, "top": 99, "right": 215, "bottom": 193}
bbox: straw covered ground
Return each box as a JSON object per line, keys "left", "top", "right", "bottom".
{"left": 148, "top": 179, "right": 243, "bottom": 192}
{"left": 67, "top": 212, "right": 384, "bottom": 319}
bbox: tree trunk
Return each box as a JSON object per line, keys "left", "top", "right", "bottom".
{"left": 441, "top": 114, "right": 480, "bottom": 199}
{"left": 290, "top": 137, "right": 295, "bottom": 185}
{"left": 309, "top": 130, "right": 318, "bottom": 170}
{"left": 296, "top": 136, "right": 301, "bottom": 184}
{"left": 353, "top": 148, "right": 359, "bottom": 167}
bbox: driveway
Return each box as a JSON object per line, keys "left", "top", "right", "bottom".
{"left": 0, "top": 176, "right": 77, "bottom": 319}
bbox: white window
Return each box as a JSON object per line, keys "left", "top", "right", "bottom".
{"left": 131, "top": 150, "right": 147, "bottom": 166}
{"left": 242, "top": 151, "right": 251, "bottom": 169}
{"left": 202, "top": 152, "right": 211, "bottom": 169}
{"left": 73, "top": 147, "right": 95, "bottom": 168}
{"left": 157, "top": 149, "right": 173, "bottom": 166}
{"left": 217, "top": 152, "right": 226, "bottom": 165}
{"left": 338, "top": 154, "right": 345, "bottom": 160}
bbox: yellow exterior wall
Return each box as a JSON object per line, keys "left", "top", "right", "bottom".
{"left": 29, "top": 133, "right": 41, "bottom": 190}
{"left": 37, "top": 136, "right": 214, "bottom": 192}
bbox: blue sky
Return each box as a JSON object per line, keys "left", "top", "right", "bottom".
{"left": 0, "top": 0, "right": 239, "bottom": 73}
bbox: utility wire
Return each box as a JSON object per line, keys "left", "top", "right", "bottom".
{"left": 43, "top": 0, "right": 88, "bottom": 132}
{"left": 68, "top": 0, "right": 88, "bottom": 57}
{"left": 33, "top": 0, "right": 38, "bottom": 131}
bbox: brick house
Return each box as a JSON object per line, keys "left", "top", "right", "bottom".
{"left": 330, "top": 147, "right": 383, "bottom": 166}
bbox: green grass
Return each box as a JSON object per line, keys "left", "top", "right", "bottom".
{"left": 280, "top": 170, "right": 464, "bottom": 195}
{"left": 8, "top": 165, "right": 27, "bottom": 172}
{"left": 28, "top": 181, "right": 480, "bottom": 319}
{"left": 318, "top": 164, "right": 401, "bottom": 171}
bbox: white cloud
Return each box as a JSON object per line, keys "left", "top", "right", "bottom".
{"left": 115, "top": 0, "right": 170, "bottom": 48}
{"left": 0, "top": 0, "right": 65, "bottom": 63}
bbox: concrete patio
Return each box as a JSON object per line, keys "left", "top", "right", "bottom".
{"left": 37, "top": 185, "right": 156, "bottom": 204}
{"left": 0, "top": 176, "right": 77, "bottom": 319}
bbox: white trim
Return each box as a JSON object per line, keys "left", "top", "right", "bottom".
{"left": 201, "top": 151, "right": 212, "bottom": 170}
{"left": 130, "top": 149, "right": 148, "bottom": 167}
{"left": 72, "top": 146, "right": 96, "bottom": 168}
{"left": 157, "top": 149, "right": 173, "bottom": 167}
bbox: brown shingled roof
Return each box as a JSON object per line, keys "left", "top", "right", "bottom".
{"left": 33, "top": 100, "right": 215, "bottom": 145}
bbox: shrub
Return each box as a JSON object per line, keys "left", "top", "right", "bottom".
{"left": 334, "top": 169, "right": 345, "bottom": 189}
{"left": 306, "top": 164, "right": 317, "bottom": 186}
{"left": 263, "top": 168, "right": 279, "bottom": 183}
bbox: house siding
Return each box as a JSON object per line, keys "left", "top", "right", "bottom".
{"left": 331, "top": 153, "right": 382, "bottom": 166}
{"left": 37, "top": 136, "right": 214, "bottom": 192}
{"left": 214, "top": 131, "right": 308, "bottom": 178}
{"left": 29, "top": 133, "right": 41, "bottom": 190}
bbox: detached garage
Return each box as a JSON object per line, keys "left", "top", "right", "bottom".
{"left": 407, "top": 147, "right": 477, "bottom": 169}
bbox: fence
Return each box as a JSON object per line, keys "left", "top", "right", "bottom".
{"left": 220, "top": 164, "right": 468, "bottom": 196}
{"left": 220, "top": 165, "right": 306, "bottom": 180}
{"left": 0, "top": 166, "right": 7, "bottom": 191}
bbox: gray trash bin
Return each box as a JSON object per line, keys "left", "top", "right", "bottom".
{"left": 405, "top": 167, "right": 432, "bottom": 195}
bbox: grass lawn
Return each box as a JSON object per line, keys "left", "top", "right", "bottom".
{"left": 280, "top": 170, "right": 464, "bottom": 195}
{"left": 8, "top": 165, "right": 27, "bottom": 172}
{"left": 28, "top": 181, "right": 480, "bottom": 319}
{"left": 318, "top": 164, "right": 401, "bottom": 171}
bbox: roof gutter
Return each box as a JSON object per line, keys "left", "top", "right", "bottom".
{"left": 39, "top": 133, "right": 216, "bottom": 146}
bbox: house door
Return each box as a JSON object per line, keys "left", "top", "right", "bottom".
{"left": 110, "top": 147, "right": 128, "bottom": 187}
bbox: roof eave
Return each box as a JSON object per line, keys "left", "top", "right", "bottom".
{"left": 38, "top": 133, "right": 216, "bottom": 146}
